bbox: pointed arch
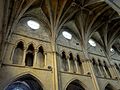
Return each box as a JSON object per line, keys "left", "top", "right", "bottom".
{"left": 26, "top": 42, "right": 36, "bottom": 49}
{"left": 92, "top": 58, "right": 100, "bottom": 76}
{"left": 104, "top": 61, "right": 112, "bottom": 78}
{"left": 98, "top": 59, "right": 106, "bottom": 77}
{"left": 5, "top": 74, "right": 44, "bottom": 90}
{"left": 12, "top": 41, "right": 24, "bottom": 64}
{"left": 76, "top": 54, "right": 83, "bottom": 74}
{"left": 65, "top": 79, "right": 86, "bottom": 90}
{"left": 25, "top": 44, "right": 34, "bottom": 66}
{"left": 69, "top": 53, "right": 76, "bottom": 73}
{"left": 61, "top": 51, "right": 68, "bottom": 71}
{"left": 104, "top": 83, "right": 117, "bottom": 90}
{"left": 37, "top": 46, "right": 45, "bottom": 68}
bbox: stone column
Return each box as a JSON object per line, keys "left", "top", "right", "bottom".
{"left": 87, "top": 60, "right": 100, "bottom": 90}
{"left": 52, "top": 51, "right": 59, "bottom": 90}
{"left": 112, "top": 65, "right": 120, "bottom": 79}
{"left": 33, "top": 49, "right": 37, "bottom": 68}
{"left": 103, "top": 66, "right": 109, "bottom": 78}
{"left": 97, "top": 65, "right": 104, "bottom": 77}
{"left": 108, "top": 65, "right": 116, "bottom": 79}
{"left": 67, "top": 56, "right": 71, "bottom": 72}
{"left": 74, "top": 58, "right": 79, "bottom": 73}
{"left": 9, "top": 44, "right": 16, "bottom": 64}
{"left": 44, "top": 52, "right": 47, "bottom": 66}
{"left": 82, "top": 60, "right": 89, "bottom": 75}
{"left": 22, "top": 48, "right": 27, "bottom": 66}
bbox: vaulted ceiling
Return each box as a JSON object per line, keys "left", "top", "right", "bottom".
{"left": 1, "top": 0, "right": 120, "bottom": 59}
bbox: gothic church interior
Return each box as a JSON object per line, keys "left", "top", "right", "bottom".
{"left": 0, "top": 0, "right": 120, "bottom": 90}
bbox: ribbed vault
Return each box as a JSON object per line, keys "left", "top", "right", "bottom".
{"left": 1, "top": 0, "right": 120, "bottom": 61}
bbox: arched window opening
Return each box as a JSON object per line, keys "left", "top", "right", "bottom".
{"left": 66, "top": 80, "right": 85, "bottom": 90}
{"left": 5, "top": 74, "right": 43, "bottom": 90}
{"left": 69, "top": 53, "right": 76, "bottom": 73}
{"left": 37, "top": 46, "right": 45, "bottom": 68}
{"left": 104, "top": 61, "right": 112, "bottom": 78}
{"left": 98, "top": 60, "right": 106, "bottom": 77}
{"left": 13, "top": 41, "right": 24, "bottom": 64}
{"left": 105, "top": 84, "right": 114, "bottom": 90}
{"left": 25, "top": 44, "right": 34, "bottom": 66}
{"left": 76, "top": 55, "right": 83, "bottom": 74}
{"left": 92, "top": 58, "right": 99, "bottom": 76}
{"left": 61, "top": 51, "right": 68, "bottom": 71}
{"left": 115, "top": 63, "right": 120, "bottom": 73}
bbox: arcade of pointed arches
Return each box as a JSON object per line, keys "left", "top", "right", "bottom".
{"left": 60, "top": 50, "right": 120, "bottom": 79}
{"left": 12, "top": 41, "right": 45, "bottom": 68}
{"left": 10, "top": 40, "right": 120, "bottom": 90}
{"left": 5, "top": 73, "right": 117, "bottom": 90}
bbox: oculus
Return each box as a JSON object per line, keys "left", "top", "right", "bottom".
{"left": 62, "top": 31, "right": 72, "bottom": 40}
{"left": 27, "top": 20, "right": 40, "bottom": 29}
{"left": 110, "top": 48, "right": 114, "bottom": 52}
{"left": 88, "top": 39, "right": 96, "bottom": 47}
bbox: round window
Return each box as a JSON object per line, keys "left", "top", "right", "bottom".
{"left": 110, "top": 48, "right": 114, "bottom": 52}
{"left": 88, "top": 39, "right": 96, "bottom": 47}
{"left": 62, "top": 31, "right": 72, "bottom": 40}
{"left": 27, "top": 20, "right": 40, "bottom": 29}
